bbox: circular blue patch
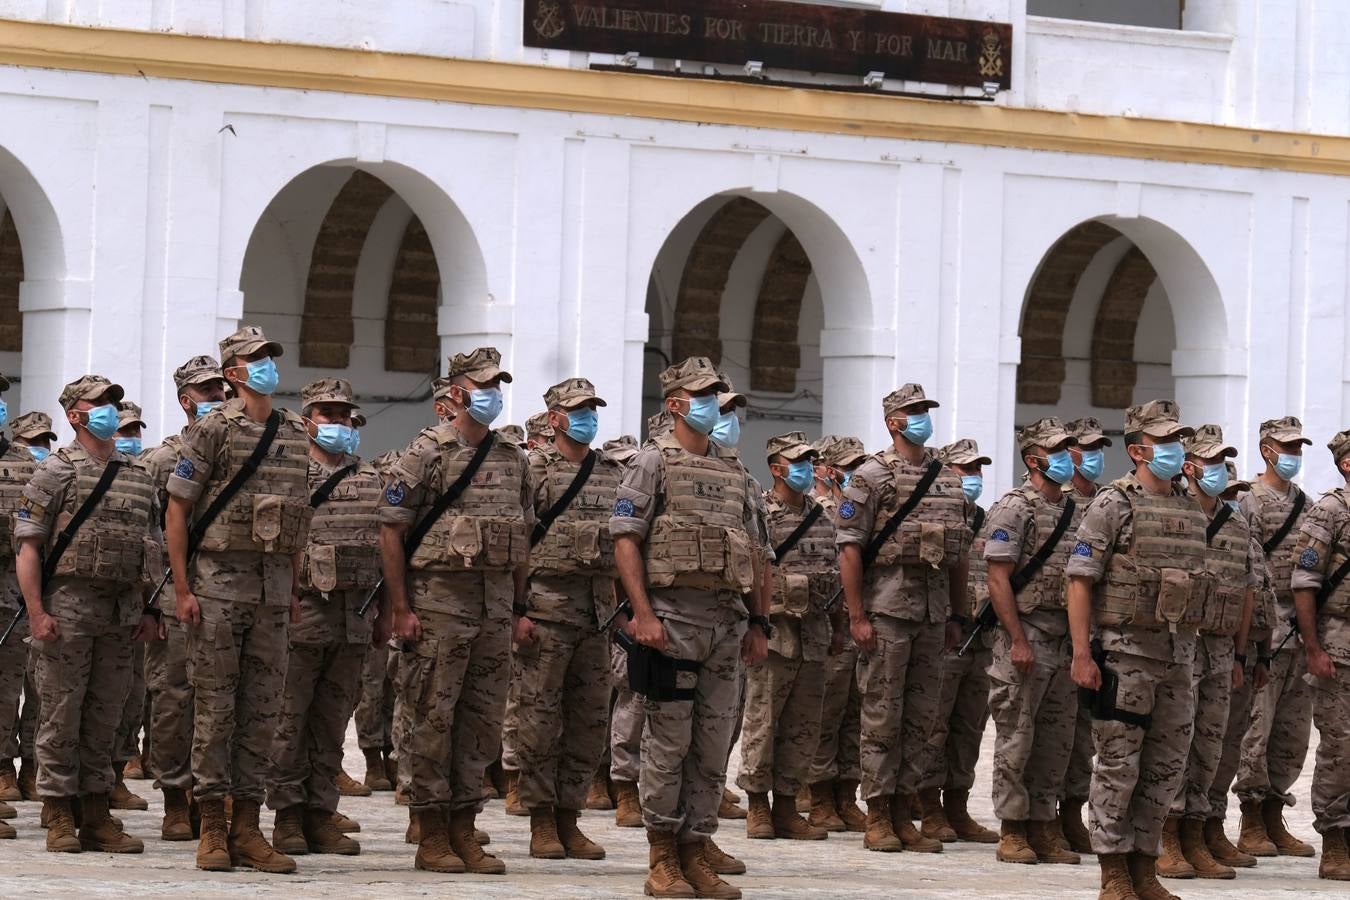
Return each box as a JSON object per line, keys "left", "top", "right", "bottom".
{"left": 838, "top": 500, "right": 856, "bottom": 520}
{"left": 1072, "top": 541, "right": 1093, "bottom": 558}
{"left": 384, "top": 483, "right": 406, "bottom": 506}
{"left": 173, "top": 458, "right": 195, "bottom": 479}
{"left": 613, "top": 498, "right": 635, "bottom": 517}
{"left": 990, "top": 528, "right": 1010, "bottom": 542}
{"left": 16, "top": 509, "right": 29, "bottom": 520}
{"left": 1298, "top": 548, "right": 1320, "bottom": 569}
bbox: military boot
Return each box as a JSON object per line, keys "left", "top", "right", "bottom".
{"left": 1262, "top": 796, "right": 1315, "bottom": 856}
{"left": 0, "top": 816, "right": 13, "bottom": 839}
{"left": 405, "top": 807, "right": 421, "bottom": 844}
{"left": 1156, "top": 816, "right": 1195, "bottom": 878}
{"left": 413, "top": 807, "right": 464, "bottom": 873}
{"left": 863, "top": 794, "right": 902, "bottom": 852}
{"left": 1236, "top": 798, "right": 1277, "bottom": 856}
{"left": 703, "top": 837, "right": 745, "bottom": 875}
{"left": 894, "top": 794, "right": 942, "bottom": 852}
{"left": 1203, "top": 817, "right": 1255, "bottom": 867}
{"left": 944, "top": 788, "right": 998, "bottom": 843}
{"left": 79, "top": 793, "right": 143, "bottom": 853}
{"left": 557, "top": 808, "right": 606, "bottom": 859}
{"left": 0, "top": 759, "right": 20, "bottom": 801}
{"left": 1178, "top": 817, "right": 1233, "bottom": 879}
{"left": 796, "top": 785, "right": 812, "bottom": 813}
{"left": 615, "top": 779, "right": 643, "bottom": 828}
{"left": 918, "top": 787, "right": 956, "bottom": 842}
{"left": 1321, "top": 826, "right": 1350, "bottom": 881}
{"left": 123, "top": 754, "right": 145, "bottom": 781}
{"left": 835, "top": 780, "right": 867, "bottom": 832}
{"left": 195, "top": 797, "right": 231, "bottom": 870}
{"left": 363, "top": 747, "right": 392, "bottom": 791}
{"left": 1129, "top": 852, "right": 1182, "bottom": 900}
{"left": 644, "top": 829, "right": 695, "bottom": 898}
{"left": 228, "top": 798, "right": 296, "bottom": 873}
{"left": 0, "top": 799, "right": 14, "bottom": 819}
{"left": 160, "top": 787, "right": 193, "bottom": 841}
{"left": 586, "top": 772, "right": 614, "bottom": 810}
{"left": 678, "top": 839, "right": 742, "bottom": 900}
{"left": 18, "top": 758, "right": 37, "bottom": 801}
{"left": 336, "top": 767, "right": 371, "bottom": 797}
{"left": 1099, "top": 853, "right": 1141, "bottom": 900}
{"left": 271, "top": 805, "right": 309, "bottom": 855}
{"left": 718, "top": 787, "right": 747, "bottom": 820}
{"left": 529, "top": 805, "right": 565, "bottom": 859}
{"left": 997, "top": 820, "right": 1039, "bottom": 864}
{"left": 448, "top": 808, "right": 505, "bottom": 874}
{"left": 331, "top": 809, "right": 360, "bottom": 833}
{"left": 304, "top": 807, "right": 359, "bottom": 855}
{"left": 109, "top": 771, "right": 148, "bottom": 811}
{"left": 745, "top": 792, "right": 774, "bottom": 839}
{"left": 43, "top": 798, "right": 80, "bottom": 853}
{"left": 1029, "top": 819, "right": 1081, "bottom": 864}
{"left": 504, "top": 770, "right": 527, "bottom": 817}
{"left": 1060, "top": 799, "right": 1094, "bottom": 854}
{"left": 772, "top": 793, "right": 826, "bottom": 840}
{"left": 806, "top": 779, "right": 844, "bottom": 832}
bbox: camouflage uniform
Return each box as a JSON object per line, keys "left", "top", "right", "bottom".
{"left": 354, "top": 643, "right": 393, "bottom": 753}
{"left": 112, "top": 402, "right": 150, "bottom": 776}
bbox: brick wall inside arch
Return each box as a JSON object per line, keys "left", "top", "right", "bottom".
{"left": 383, "top": 216, "right": 441, "bottom": 373}
{"left": 749, "top": 229, "right": 811, "bottom": 393}
{"left": 1091, "top": 247, "right": 1159, "bottom": 408}
{"left": 0, "top": 208, "right": 21, "bottom": 353}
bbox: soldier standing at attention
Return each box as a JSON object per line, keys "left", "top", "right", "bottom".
{"left": 268, "top": 378, "right": 385, "bottom": 857}
{"left": 166, "top": 326, "right": 314, "bottom": 873}
{"left": 1067, "top": 400, "right": 1205, "bottom": 900}
{"left": 17, "top": 375, "right": 161, "bottom": 853}
{"left": 609, "top": 356, "right": 768, "bottom": 900}
{"left": 835, "top": 384, "right": 969, "bottom": 855}
{"left": 379, "top": 347, "right": 531, "bottom": 875}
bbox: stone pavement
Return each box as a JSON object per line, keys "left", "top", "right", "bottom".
{"left": 1, "top": 725, "right": 1338, "bottom": 898}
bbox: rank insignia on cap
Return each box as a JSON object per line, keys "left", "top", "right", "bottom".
{"left": 1298, "top": 548, "right": 1319, "bottom": 569}
{"left": 173, "top": 458, "right": 195, "bottom": 479}
{"left": 1073, "top": 541, "right": 1092, "bottom": 558}
{"left": 613, "top": 498, "right": 635, "bottom": 517}
{"left": 838, "top": 500, "right": 856, "bottom": 520}
{"left": 385, "top": 483, "right": 406, "bottom": 506}
{"left": 990, "top": 528, "right": 1010, "bottom": 542}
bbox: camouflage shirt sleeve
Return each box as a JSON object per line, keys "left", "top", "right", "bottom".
{"left": 1063, "top": 487, "right": 1127, "bottom": 581}
{"left": 609, "top": 447, "right": 661, "bottom": 541}
{"left": 982, "top": 492, "right": 1033, "bottom": 564}
{"left": 12, "top": 452, "right": 74, "bottom": 543}
{"left": 834, "top": 457, "right": 885, "bottom": 547}
{"left": 528, "top": 448, "right": 551, "bottom": 512}
{"left": 1290, "top": 492, "right": 1348, "bottom": 591}
{"left": 516, "top": 444, "right": 536, "bottom": 530}
{"left": 165, "top": 413, "right": 226, "bottom": 503}
{"left": 378, "top": 431, "right": 437, "bottom": 526}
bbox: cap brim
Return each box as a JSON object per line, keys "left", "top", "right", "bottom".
{"left": 778, "top": 443, "right": 817, "bottom": 462}
{"left": 1077, "top": 434, "right": 1113, "bottom": 448}
{"left": 18, "top": 429, "right": 57, "bottom": 441}
{"left": 0, "top": 375, "right": 11, "bottom": 392}
{"left": 680, "top": 374, "right": 729, "bottom": 394}
{"left": 559, "top": 395, "right": 606, "bottom": 409}
{"left": 950, "top": 454, "right": 993, "bottom": 466}
{"left": 1141, "top": 423, "right": 1194, "bottom": 440}
{"left": 903, "top": 400, "right": 940, "bottom": 411}
{"left": 718, "top": 391, "right": 747, "bottom": 410}
{"left": 832, "top": 451, "right": 868, "bottom": 467}
{"left": 102, "top": 384, "right": 126, "bottom": 406}
{"left": 1267, "top": 430, "right": 1313, "bottom": 446}
{"left": 1187, "top": 442, "right": 1237, "bottom": 460}
{"left": 181, "top": 372, "right": 224, "bottom": 387}
{"left": 235, "top": 340, "right": 285, "bottom": 359}
{"left": 1222, "top": 479, "right": 1252, "bottom": 496}
{"left": 467, "top": 366, "right": 512, "bottom": 384}
{"left": 120, "top": 418, "right": 147, "bottom": 430}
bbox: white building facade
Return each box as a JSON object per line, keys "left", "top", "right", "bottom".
{"left": 1, "top": 0, "right": 1349, "bottom": 491}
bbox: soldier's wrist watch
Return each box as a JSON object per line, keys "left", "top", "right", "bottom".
{"left": 1234, "top": 653, "right": 1248, "bottom": 666}
{"left": 748, "top": 614, "right": 773, "bottom": 638}
{"left": 512, "top": 602, "right": 528, "bottom": 617}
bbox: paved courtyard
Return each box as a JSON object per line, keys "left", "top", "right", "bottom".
{"left": 2, "top": 725, "right": 1338, "bottom": 898}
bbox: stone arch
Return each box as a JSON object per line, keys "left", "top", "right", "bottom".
{"left": 749, "top": 229, "right": 811, "bottom": 393}
{"left": 671, "top": 197, "right": 772, "bottom": 363}
{"left": 0, "top": 207, "right": 22, "bottom": 353}
{"left": 1089, "top": 247, "right": 1160, "bottom": 408}
{"left": 384, "top": 216, "right": 440, "bottom": 373}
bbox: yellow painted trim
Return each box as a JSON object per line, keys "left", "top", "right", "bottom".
{"left": 2, "top": 20, "right": 1348, "bottom": 175}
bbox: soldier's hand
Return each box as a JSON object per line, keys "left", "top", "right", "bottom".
{"left": 1011, "top": 637, "right": 1036, "bottom": 673}
{"left": 944, "top": 621, "right": 962, "bottom": 653}
{"left": 176, "top": 591, "right": 201, "bottom": 626}
{"left": 131, "top": 614, "right": 160, "bottom": 642}
{"left": 30, "top": 612, "right": 59, "bottom": 642}
{"left": 1071, "top": 652, "right": 1101, "bottom": 690}
{"left": 512, "top": 614, "right": 538, "bottom": 647}
{"left": 850, "top": 616, "right": 876, "bottom": 655}
{"left": 395, "top": 609, "right": 422, "bottom": 643}
{"left": 741, "top": 627, "right": 768, "bottom": 666}
{"left": 1230, "top": 661, "right": 1244, "bottom": 690}
{"left": 633, "top": 612, "right": 666, "bottom": 652}
{"left": 1306, "top": 646, "right": 1337, "bottom": 681}
{"left": 1252, "top": 660, "right": 1270, "bottom": 691}
{"left": 372, "top": 612, "right": 393, "bottom": 648}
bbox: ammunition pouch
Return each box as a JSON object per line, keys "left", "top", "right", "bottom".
{"left": 1077, "top": 640, "right": 1152, "bottom": 729}
{"left": 614, "top": 629, "right": 700, "bottom": 702}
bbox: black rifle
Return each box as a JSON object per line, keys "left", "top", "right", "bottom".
{"left": 1270, "top": 551, "right": 1350, "bottom": 660}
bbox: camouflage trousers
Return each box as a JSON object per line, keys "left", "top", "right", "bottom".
{"left": 113, "top": 642, "right": 146, "bottom": 763}
{"left": 1064, "top": 704, "right": 1093, "bottom": 803}
{"left": 609, "top": 642, "right": 644, "bottom": 783}
{"left": 1206, "top": 642, "right": 1259, "bottom": 820}
{"left": 354, "top": 640, "right": 394, "bottom": 751}
{"left": 1234, "top": 641, "right": 1312, "bottom": 806}
{"left": 513, "top": 620, "right": 610, "bottom": 811}
{"left": 188, "top": 599, "right": 288, "bottom": 803}
{"left": 268, "top": 640, "right": 365, "bottom": 814}
{"left": 1088, "top": 649, "right": 1194, "bottom": 856}
{"left": 640, "top": 608, "right": 745, "bottom": 841}
{"left": 144, "top": 618, "right": 194, "bottom": 790}
{"left": 33, "top": 629, "right": 133, "bottom": 798}
{"left": 0, "top": 615, "right": 27, "bottom": 760}
{"left": 499, "top": 650, "right": 521, "bottom": 772}
{"left": 921, "top": 642, "right": 991, "bottom": 793}
{"left": 1172, "top": 634, "right": 1234, "bottom": 820}
{"left": 736, "top": 650, "right": 825, "bottom": 797}
{"left": 389, "top": 644, "right": 410, "bottom": 790}
{"left": 1310, "top": 661, "right": 1350, "bottom": 832}
{"left": 857, "top": 615, "right": 944, "bottom": 801}
{"left": 401, "top": 610, "right": 510, "bottom": 812}
{"left": 808, "top": 642, "right": 861, "bottom": 784}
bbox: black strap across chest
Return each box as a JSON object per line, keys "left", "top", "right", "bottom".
{"left": 310, "top": 463, "right": 358, "bottom": 509}
{"left": 405, "top": 432, "right": 496, "bottom": 559}
{"left": 773, "top": 500, "right": 824, "bottom": 561}
{"left": 1263, "top": 489, "right": 1306, "bottom": 556}
{"left": 862, "top": 459, "right": 942, "bottom": 568}
{"left": 42, "top": 459, "right": 123, "bottom": 586}
{"left": 188, "top": 410, "right": 281, "bottom": 552}
{"left": 1009, "top": 495, "right": 1075, "bottom": 594}
{"left": 531, "top": 449, "right": 597, "bottom": 547}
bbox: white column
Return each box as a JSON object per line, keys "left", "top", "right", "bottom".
{"left": 19, "top": 278, "right": 92, "bottom": 442}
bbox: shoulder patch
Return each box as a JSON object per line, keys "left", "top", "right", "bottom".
{"left": 838, "top": 500, "right": 856, "bottom": 520}
{"left": 15, "top": 508, "right": 29, "bottom": 520}
{"left": 613, "top": 498, "right": 635, "bottom": 518}
{"left": 990, "top": 528, "right": 1010, "bottom": 542}
{"left": 173, "top": 458, "right": 194, "bottom": 479}
{"left": 384, "top": 483, "right": 407, "bottom": 506}
{"left": 1073, "top": 541, "right": 1093, "bottom": 558}
{"left": 1298, "top": 548, "right": 1320, "bottom": 569}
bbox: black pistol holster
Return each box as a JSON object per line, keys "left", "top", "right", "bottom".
{"left": 614, "top": 629, "right": 700, "bottom": 702}
{"left": 1078, "top": 638, "right": 1152, "bottom": 729}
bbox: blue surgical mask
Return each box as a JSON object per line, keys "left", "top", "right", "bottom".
{"left": 309, "top": 421, "right": 353, "bottom": 455}
{"left": 241, "top": 357, "right": 279, "bottom": 396}
{"left": 710, "top": 410, "right": 741, "bottom": 448}
{"left": 900, "top": 411, "right": 933, "bottom": 446}
{"left": 961, "top": 474, "right": 983, "bottom": 502}
{"left": 1077, "top": 448, "right": 1104, "bottom": 482}
{"left": 680, "top": 395, "right": 719, "bottom": 436}
{"left": 195, "top": 400, "right": 222, "bottom": 419}
{"left": 27, "top": 446, "right": 48, "bottom": 462}
{"left": 564, "top": 408, "right": 599, "bottom": 445}
{"left": 1225, "top": 499, "right": 1240, "bottom": 512}
{"left": 1147, "top": 442, "right": 1184, "bottom": 480}
{"left": 1274, "top": 452, "right": 1301, "bottom": 481}
{"left": 115, "top": 437, "right": 142, "bottom": 456}
{"left": 1196, "top": 462, "right": 1229, "bottom": 497}
{"left": 783, "top": 460, "right": 815, "bottom": 493}
{"left": 466, "top": 387, "right": 503, "bottom": 426}
{"left": 841, "top": 472, "right": 852, "bottom": 488}
{"left": 346, "top": 428, "right": 361, "bottom": 456}
{"left": 1043, "top": 449, "right": 1075, "bottom": 485}
{"left": 0, "top": 399, "right": 8, "bottom": 429}
{"left": 83, "top": 404, "right": 119, "bottom": 440}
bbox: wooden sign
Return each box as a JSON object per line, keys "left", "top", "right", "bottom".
{"left": 523, "top": 0, "right": 1011, "bottom": 89}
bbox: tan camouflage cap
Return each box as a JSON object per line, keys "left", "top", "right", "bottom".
{"left": 544, "top": 377, "right": 606, "bottom": 410}
{"left": 717, "top": 372, "right": 747, "bottom": 410}
{"left": 883, "top": 383, "right": 939, "bottom": 417}
{"left": 432, "top": 375, "right": 455, "bottom": 401}
{"left": 1124, "top": 399, "right": 1194, "bottom": 440}
{"left": 940, "top": 437, "right": 993, "bottom": 466}
{"left": 647, "top": 409, "right": 674, "bottom": 439}
{"left": 497, "top": 424, "right": 525, "bottom": 444}
{"left": 1221, "top": 460, "right": 1251, "bottom": 498}
{"left": 11, "top": 411, "right": 56, "bottom": 441}
{"left": 658, "top": 357, "right": 728, "bottom": 397}
{"left": 1017, "top": 417, "right": 1075, "bottom": 453}
{"left": 219, "top": 325, "right": 283, "bottom": 364}
{"left": 603, "top": 434, "right": 639, "bottom": 464}
{"left": 814, "top": 435, "right": 867, "bottom": 468}
{"left": 1184, "top": 423, "right": 1236, "bottom": 460}
{"left": 116, "top": 401, "right": 146, "bottom": 430}
{"left": 1067, "top": 416, "right": 1114, "bottom": 448}
{"left": 1328, "top": 429, "right": 1350, "bottom": 462}
{"left": 0, "top": 372, "right": 11, "bottom": 393}
{"left": 447, "top": 346, "right": 512, "bottom": 383}
{"left": 351, "top": 413, "right": 367, "bottom": 428}
{"left": 525, "top": 411, "right": 554, "bottom": 440}
{"left": 1260, "top": 415, "right": 1313, "bottom": 446}
{"left": 301, "top": 377, "right": 359, "bottom": 410}
{"left": 59, "top": 374, "right": 124, "bottom": 411}
{"left": 766, "top": 431, "right": 816, "bottom": 462}
{"left": 173, "top": 355, "right": 224, "bottom": 393}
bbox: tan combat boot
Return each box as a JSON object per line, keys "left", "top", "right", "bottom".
{"left": 448, "top": 808, "right": 505, "bottom": 874}
{"left": 835, "top": 780, "right": 867, "bottom": 833}
{"left": 228, "top": 798, "right": 296, "bottom": 873}
{"left": 1236, "top": 798, "right": 1277, "bottom": 856}
{"left": 78, "top": 793, "right": 143, "bottom": 853}
{"left": 703, "top": 837, "right": 745, "bottom": 875}
{"left": 529, "top": 805, "right": 565, "bottom": 859}
{"left": 944, "top": 788, "right": 998, "bottom": 843}
{"left": 586, "top": 772, "right": 614, "bottom": 810}
{"left": 18, "top": 758, "right": 37, "bottom": 801}
{"left": 557, "top": 808, "right": 605, "bottom": 859}
{"left": 1262, "top": 796, "right": 1315, "bottom": 856}
{"left": 405, "top": 807, "right": 421, "bottom": 844}
{"left": 806, "top": 779, "right": 845, "bottom": 832}
{"left": 745, "top": 791, "right": 774, "bottom": 839}
{"left": 615, "top": 780, "right": 643, "bottom": 828}
{"left": 796, "top": 785, "right": 812, "bottom": 813}
{"left": 1156, "top": 816, "right": 1195, "bottom": 878}
{"left": 1099, "top": 853, "right": 1141, "bottom": 900}
{"left": 413, "top": 807, "right": 464, "bottom": 873}
{"left": 195, "top": 798, "right": 231, "bottom": 870}
{"left": 894, "top": 794, "right": 942, "bottom": 852}
{"left": 863, "top": 794, "right": 902, "bottom": 852}
{"left": 772, "top": 793, "right": 827, "bottom": 840}
{"left": 161, "top": 787, "right": 193, "bottom": 841}
{"left": 1129, "top": 851, "right": 1183, "bottom": 900}
{"left": 644, "top": 829, "right": 695, "bottom": 898}
{"left": 678, "top": 839, "right": 742, "bottom": 900}
{"left": 0, "top": 759, "right": 20, "bottom": 801}
{"left": 303, "top": 807, "right": 359, "bottom": 855}
{"left": 270, "top": 804, "right": 309, "bottom": 855}
{"left": 0, "top": 816, "right": 13, "bottom": 839}
{"left": 1029, "top": 818, "right": 1081, "bottom": 864}
{"left": 336, "top": 767, "right": 370, "bottom": 798}
{"left": 1203, "top": 817, "right": 1255, "bottom": 867}
{"left": 718, "top": 787, "right": 747, "bottom": 820}
{"left": 1321, "top": 826, "right": 1350, "bottom": 881}
{"left": 362, "top": 747, "right": 392, "bottom": 791}
{"left": 997, "top": 820, "right": 1039, "bottom": 864}
{"left": 109, "top": 771, "right": 148, "bottom": 811}
{"left": 919, "top": 787, "right": 956, "bottom": 842}
{"left": 504, "top": 770, "right": 527, "bottom": 817}
{"left": 1060, "top": 799, "right": 1094, "bottom": 854}
{"left": 123, "top": 754, "right": 145, "bottom": 781}
{"left": 43, "top": 798, "right": 80, "bottom": 853}
{"left": 1178, "top": 817, "right": 1233, "bottom": 879}
{"left": 331, "top": 809, "right": 360, "bottom": 833}
{"left": 0, "top": 799, "right": 14, "bottom": 820}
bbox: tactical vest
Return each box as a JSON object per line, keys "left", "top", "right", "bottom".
{"left": 0, "top": 447, "right": 40, "bottom": 555}
{"left": 195, "top": 406, "right": 312, "bottom": 555}
{"left": 1096, "top": 478, "right": 1208, "bottom": 628}
{"left": 50, "top": 449, "right": 157, "bottom": 586}
{"left": 303, "top": 460, "right": 383, "bottom": 593}
{"left": 869, "top": 449, "right": 969, "bottom": 569}
{"left": 529, "top": 447, "right": 623, "bottom": 577}
{"left": 1008, "top": 485, "right": 1076, "bottom": 614}
{"left": 407, "top": 427, "right": 529, "bottom": 573}
{"left": 766, "top": 493, "right": 837, "bottom": 617}
{"left": 1200, "top": 505, "right": 1250, "bottom": 636}
{"left": 1315, "top": 488, "right": 1350, "bottom": 619}
{"left": 644, "top": 434, "right": 755, "bottom": 593}
{"left": 1251, "top": 482, "right": 1306, "bottom": 602}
